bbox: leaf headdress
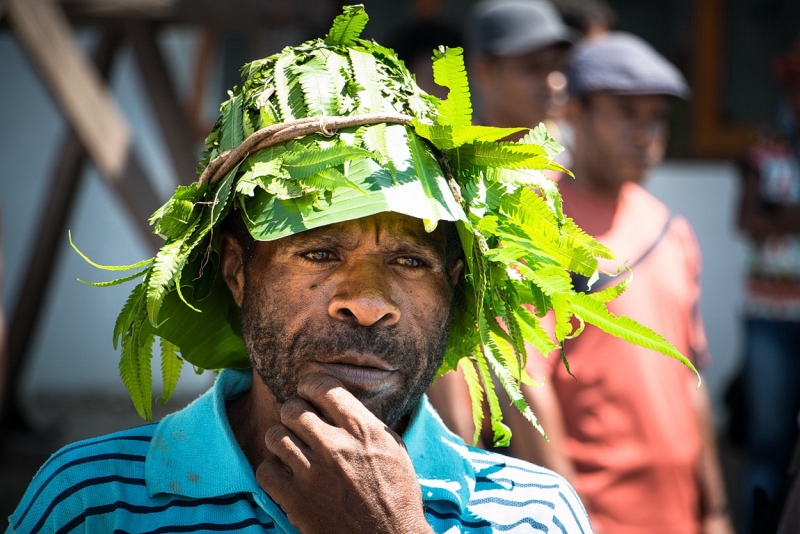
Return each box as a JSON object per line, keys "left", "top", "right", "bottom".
{"left": 81, "top": 5, "right": 696, "bottom": 443}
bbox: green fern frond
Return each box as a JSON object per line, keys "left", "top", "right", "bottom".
{"left": 475, "top": 333, "right": 512, "bottom": 447}
{"left": 458, "top": 358, "right": 485, "bottom": 447}
{"left": 571, "top": 292, "right": 700, "bottom": 380}
{"left": 528, "top": 265, "right": 573, "bottom": 296}
{"left": 297, "top": 55, "right": 337, "bottom": 116}
{"left": 295, "top": 167, "right": 367, "bottom": 194}
{"left": 158, "top": 337, "right": 182, "bottom": 405}
{"left": 113, "top": 282, "right": 146, "bottom": 350}
{"left": 220, "top": 92, "right": 244, "bottom": 152}
{"left": 78, "top": 268, "right": 149, "bottom": 288}
{"left": 432, "top": 47, "right": 472, "bottom": 127}
{"left": 484, "top": 328, "right": 547, "bottom": 439}
{"left": 591, "top": 268, "right": 632, "bottom": 303}
{"left": 325, "top": 4, "right": 369, "bottom": 47}
{"left": 275, "top": 52, "right": 307, "bottom": 121}
{"left": 119, "top": 305, "right": 153, "bottom": 421}
{"left": 349, "top": 49, "right": 384, "bottom": 113}
{"left": 70, "top": 231, "right": 153, "bottom": 272}
{"left": 514, "top": 305, "right": 559, "bottom": 357}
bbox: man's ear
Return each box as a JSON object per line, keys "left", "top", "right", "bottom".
{"left": 221, "top": 231, "right": 245, "bottom": 307}
{"left": 449, "top": 259, "right": 464, "bottom": 287}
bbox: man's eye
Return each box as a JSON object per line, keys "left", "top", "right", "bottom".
{"left": 394, "top": 257, "right": 426, "bottom": 268}
{"left": 302, "top": 251, "right": 336, "bottom": 262}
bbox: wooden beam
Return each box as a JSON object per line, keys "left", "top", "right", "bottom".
{"left": 1, "top": 30, "right": 122, "bottom": 434}
{"left": 7, "top": 0, "right": 131, "bottom": 181}
{"left": 691, "top": 0, "right": 756, "bottom": 157}
{"left": 127, "top": 21, "right": 198, "bottom": 186}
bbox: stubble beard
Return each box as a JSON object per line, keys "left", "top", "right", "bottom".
{"left": 240, "top": 293, "right": 452, "bottom": 427}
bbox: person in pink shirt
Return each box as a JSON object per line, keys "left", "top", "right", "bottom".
{"left": 503, "top": 33, "right": 733, "bottom": 534}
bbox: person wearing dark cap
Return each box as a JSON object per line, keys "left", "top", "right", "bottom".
{"left": 501, "top": 33, "right": 734, "bottom": 533}
{"left": 466, "top": 0, "right": 572, "bottom": 131}
{"left": 426, "top": 0, "right": 574, "bottom": 441}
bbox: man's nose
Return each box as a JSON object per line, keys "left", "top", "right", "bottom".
{"left": 327, "top": 259, "right": 401, "bottom": 327}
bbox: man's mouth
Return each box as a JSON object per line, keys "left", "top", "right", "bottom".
{"left": 312, "top": 353, "right": 398, "bottom": 390}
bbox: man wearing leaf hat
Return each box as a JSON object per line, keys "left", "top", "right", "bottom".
{"left": 10, "top": 7, "right": 692, "bottom": 533}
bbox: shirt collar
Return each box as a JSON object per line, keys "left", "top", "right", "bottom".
{"left": 146, "top": 369, "right": 474, "bottom": 512}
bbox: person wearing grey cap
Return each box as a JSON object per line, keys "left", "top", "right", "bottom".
{"left": 426, "top": 0, "right": 575, "bottom": 444}
{"left": 467, "top": 0, "right": 572, "bottom": 131}
{"left": 500, "top": 33, "right": 734, "bottom": 533}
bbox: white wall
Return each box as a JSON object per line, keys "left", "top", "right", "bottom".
{"left": 646, "top": 161, "right": 748, "bottom": 424}
{"left": 0, "top": 29, "right": 214, "bottom": 401}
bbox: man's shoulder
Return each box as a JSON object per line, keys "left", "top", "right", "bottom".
{"left": 459, "top": 447, "right": 593, "bottom": 532}
{"left": 8, "top": 424, "right": 158, "bottom": 533}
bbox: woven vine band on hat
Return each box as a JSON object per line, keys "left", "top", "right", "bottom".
{"left": 199, "top": 113, "right": 413, "bottom": 186}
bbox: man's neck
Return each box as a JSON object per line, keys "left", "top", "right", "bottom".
{"left": 226, "top": 374, "right": 282, "bottom": 470}
{"left": 566, "top": 163, "right": 626, "bottom": 202}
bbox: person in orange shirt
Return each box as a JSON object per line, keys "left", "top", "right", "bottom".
{"left": 502, "top": 33, "right": 733, "bottom": 534}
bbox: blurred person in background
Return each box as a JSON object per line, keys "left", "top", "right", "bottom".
{"left": 550, "top": 0, "right": 616, "bottom": 38}
{"left": 466, "top": 0, "right": 572, "bottom": 133}
{"left": 736, "top": 36, "right": 800, "bottom": 533}
{"left": 501, "top": 33, "right": 733, "bottom": 534}
{"left": 427, "top": 0, "right": 573, "bottom": 442}
{"left": 387, "top": 20, "right": 463, "bottom": 99}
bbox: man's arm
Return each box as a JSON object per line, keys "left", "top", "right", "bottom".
{"left": 690, "top": 376, "right": 734, "bottom": 534}
{"left": 256, "top": 372, "right": 433, "bottom": 534}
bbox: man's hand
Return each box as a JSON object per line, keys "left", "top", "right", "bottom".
{"left": 255, "top": 372, "right": 433, "bottom": 534}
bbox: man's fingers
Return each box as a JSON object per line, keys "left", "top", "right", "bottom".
{"left": 278, "top": 395, "right": 342, "bottom": 449}
{"left": 296, "top": 372, "right": 376, "bottom": 432}
{"left": 255, "top": 457, "right": 294, "bottom": 500}
{"left": 264, "top": 423, "right": 312, "bottom": 474}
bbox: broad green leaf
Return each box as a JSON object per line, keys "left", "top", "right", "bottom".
{"left": 283, "top": 145, "right": 374, "bottom": 180}
{"left": 325, "top": 4, "right": 369, "bottom": 47}
{"left": 148, "top": 274, "right": 249, "bottom": 370}
{"left": 432, "top": 47, "right": 471, "bottom": 127}
{"left": 414, "top": 121, "right": 527, "bottom": 150}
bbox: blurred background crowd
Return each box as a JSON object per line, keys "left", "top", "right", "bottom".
{"left": 1, "top": 0, "right": 799, "bottom": 532}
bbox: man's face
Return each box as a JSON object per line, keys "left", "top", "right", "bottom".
{"left": 475, "top": 44, "right": 569, "bottom": 128}
{"left": 572, "top": 92, "right": 669, "bottom": 194}
{"left": 228, "top": 212, "right": 462, "bottom": 427}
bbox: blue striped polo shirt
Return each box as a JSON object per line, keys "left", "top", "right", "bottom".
{"left": 8, "top": 369, "right": 592, "bottom": 533}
